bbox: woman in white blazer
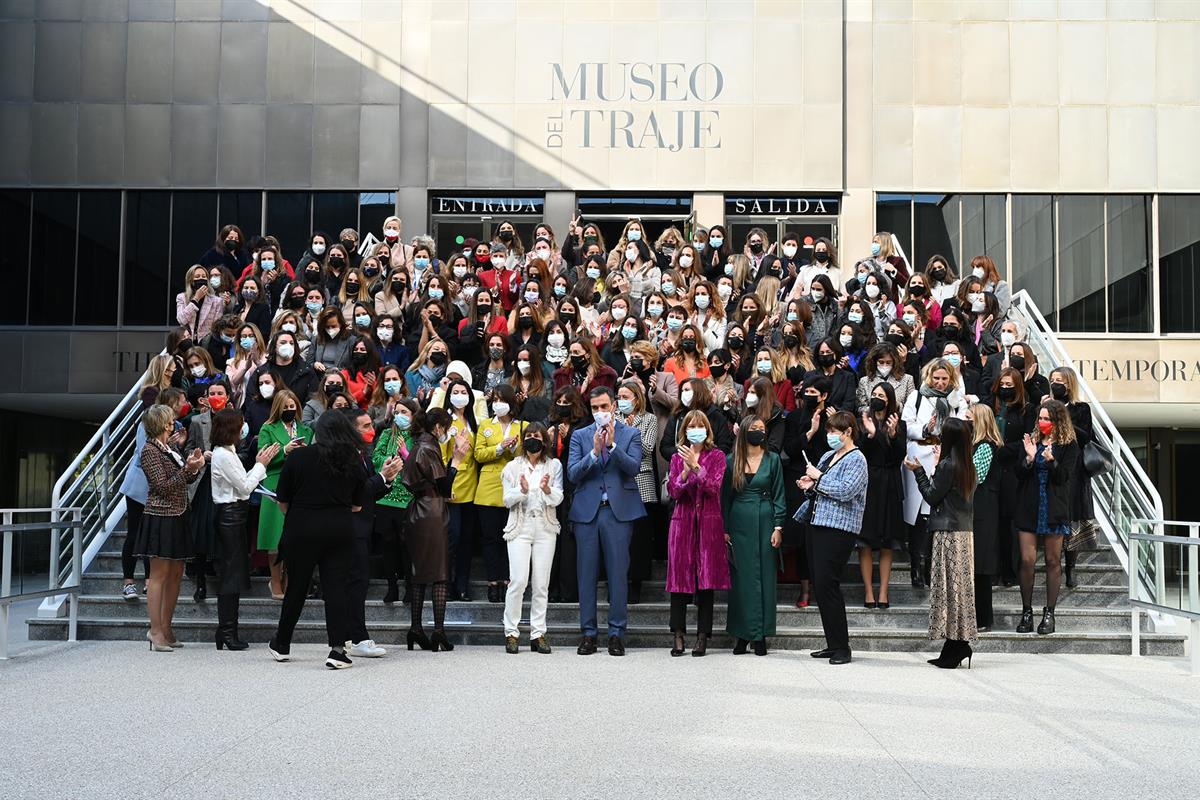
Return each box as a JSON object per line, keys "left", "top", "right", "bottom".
{"left": 500, "top": 422, "right": 564, "bottom": 654}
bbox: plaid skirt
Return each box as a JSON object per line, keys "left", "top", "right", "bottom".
{"left": 928, "top": 530, "right": 977, "bottom": 642}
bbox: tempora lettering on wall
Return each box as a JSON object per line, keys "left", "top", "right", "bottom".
{"left": 545, "top": 62, "right": 724, "bottom": 151}
{"left": 1075, "top": 358, "right": 1200, "bottom": 384}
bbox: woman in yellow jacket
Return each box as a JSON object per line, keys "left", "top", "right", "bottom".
{"left": 440, "top": 378, "right": 480, "bottom": 601}
{"left": 474, "top": 382, "right": 527, "bottom": 603}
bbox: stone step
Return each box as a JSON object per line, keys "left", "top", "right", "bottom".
{"left": 70, "top": 594, "right": 1153, "bottom": 633}
{"left": 78, "top": 572, "right": 1133, "bottom": 608}
{"left": 26, "top": 616, "right": 1183, "bottom": 656}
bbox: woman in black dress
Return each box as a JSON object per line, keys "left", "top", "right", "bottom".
{"left": 268, "top": 412, "right": 370, "bottom": 669}
{"left": 967, "top": 403, "right": 1003, "bottom": 631}
{"left": 856, "top": 381, "right": 906, "bottom": 609}
{"left": 1050, "top": 367, "right": 1096, "bottom": 588}
{"left": 546, "top": 386, "right": 586, "bottom": 603}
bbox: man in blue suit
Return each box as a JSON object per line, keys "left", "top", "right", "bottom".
{"left": 567, "top": 386, "right": 646, "bottom": 656}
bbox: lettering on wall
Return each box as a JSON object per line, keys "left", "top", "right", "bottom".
{"left": 1075, "top": 359, "right": 1200, "bottom": 384}
{"left": 113, "top": 351, "right": 160, "bottom": 375}
{"left": 724, "top": 196, "right": 842, "bottom": 216}
{"left": 431, "top": 196, "right": 545, "bottom": 215}
{"left": 546, "top": 62, "right": 724, "bottom": 151}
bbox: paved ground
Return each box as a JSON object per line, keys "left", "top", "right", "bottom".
{"left": 2, "top": 640, "right": 1198, "bottom": 799}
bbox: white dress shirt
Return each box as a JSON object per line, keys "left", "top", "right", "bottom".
{"left": 210, "top": 445, "right": 268, "bottom": 504}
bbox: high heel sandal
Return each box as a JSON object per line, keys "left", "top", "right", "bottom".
{"left": 691, "top": 633, "right": 708, "bottom": 658}
{"left": 430, "top": 630, "right": 454, "bottom": 652}
{"left": 406, "top": 628, "right": 432, "bottom": 651}
{"left": 670, "top": 632, "right": 685, "bottom": 657}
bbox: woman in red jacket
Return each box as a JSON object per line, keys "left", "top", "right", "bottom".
{"left": 340, "top": 336, "right": 381, "bottom": 409}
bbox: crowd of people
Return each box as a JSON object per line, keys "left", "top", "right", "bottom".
{"left": 118, "top": 216, "right": 1104, "bottom": 669}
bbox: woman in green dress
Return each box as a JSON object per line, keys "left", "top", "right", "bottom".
{"left": 256, "top": 389, "right": 314, "bottom": 599}
{"left": 722, "top": 415, "right": 787, "bottom": 656}
{"left": 373, "top": 398, "right": 416, "bottom": 606}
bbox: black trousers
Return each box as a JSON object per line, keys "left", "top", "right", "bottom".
{"left": 669, "top": 590, "right": 714, "bottom": 635}
{"left": 476, "top": 505, "right": 510, "bottom": 583}
{"left": 122, "top": 498, "right": 149, "bottom": 581}
{"left": 345, "top": 515, "right": 373, "bottom": 644}
{"left": 550, "top": 520, "right": 578, "bottom": 602}
{"left": 998, "top": 516, "right": 1017, "bottom": 583}
{"left": 629, "top": 511, "right": 655, "bottom": 584}
{"left": 375, "top": 505, "right": 410, "bottom": 589}
{"left": 448, "top": 502, "right": 478, "bottom": 595}
{"left": 975, "top": 573, "right": 994, "bottom": 629}
{"left": 274, "top": 528, "right": 353, "bottom": 649}
{"left": 807, "top": 525, "right": 855, "bottom": 653}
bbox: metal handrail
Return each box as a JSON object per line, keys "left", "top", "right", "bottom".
{"left": 1, "top": 508, "right": 83, "bottom": 658}
{"left": 1127, "top": 519, "right": 1199, "bottom": 674}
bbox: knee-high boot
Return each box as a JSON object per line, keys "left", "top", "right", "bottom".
{"left": 215, "top": 594, "right": 248, "bottom": 651}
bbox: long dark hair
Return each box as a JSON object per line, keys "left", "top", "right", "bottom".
{"left": 939, "top": 417, "right": 977, "bottom": 499}
{"left": 440, "top": 378, "right": 478, "bottom": 431}
{"left": 313, "top": 410, "right": 365, "bottom": 478}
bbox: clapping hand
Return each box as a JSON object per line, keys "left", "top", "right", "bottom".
{"left": 903, "top": 457, "right": 921, "bottom": 472}
{"left": 1042, "top": 446, "right": 1054, "bottom": 463}
{"left": 1023, "top": 433, "right": 1037, "bottom": 461}
{"left": 520, "top": 473, "right": 530, "bottom": 494}
{"left": 861, "top": 411, "right": 876, "bottom": 436}
{"left": 886, "top": 413, "right": 899, "bottom": 437}
{"left": 169, "top": 427, "right": 187, "bottom": 447}
{"left": 540, "top": 472, "right": 552, "bottom": 495}
{"left": 255, "top": 443, "right": 280, "bottom": 466}
{"left": 381, "top": 455, "right": 403, "bottom": 482}
{"left": 185, "top": 448, "right": 205, "bottom": 471}
{"left": 452, "top": 429, "right": 472, "bottom": 460}
{"left": 502, "top": 435, "right": 519, "bottom": 451}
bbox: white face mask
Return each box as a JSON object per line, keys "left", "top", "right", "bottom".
{"left": 450, "top": 393, "right": 470, "bottom": 409}
{"left": 259, "top": 383, "right": 275, "bottom": 399}
{"left": 839, "top": 334, "right": 854, "bottom": 348}
{"left": 611, "top": 307, "right": 627, "bottom": 322}
{"left": 717, "top": 284, "right": 732, "bottom": 300}
{"left": 864, "top": 284, "right": 881, "bottom": 299}
{"left": 811, "top": 289, "right": 825, "bottom": 301}
{"left": 453, "top": 265, "right": 468, "bottom": 278}
{"left": 679, "top": 255, "right": 693, "bottom": 269}
{"left": 492, "top": 401, "right": 510, "bottom": 417}
{"left": 276, "top": 343, "right": 295, "bottom": 359}
{"left": 877, "top": 364, "right": 892, "bottom": 377}
{"left": 190, "top": 365, "right": 206, "bottom": 378}
{"left": 744, "top": 392, "right": 759, "bottom": 408}
{"left": 782, "top": 244, "right": 798, "bottom": 258}
{"left": 971, "top": 299, "right": 986, "bottom": 313}
{"left": 535, "top": 247, "right": 551, "bottom": 260}
{"left": 593, "top": 410, "right": 612, "bottom": 427}
{"left": 972, "top": 267, "right": 985, "bottom": 279}
{"left": 281, "top": 322, "right": 297, "bottom": 333}
{"left": 377, "top": 327, "right": 393, "bottom": 342}
{"left": 516, "top": 361, "right": 531, "bottom": 375}
{"left": 680, "top": 388, "right": 694, "bottom": 407}
{"left": 1000, "top": 331, "right": 1017, "bottom": 348}
{"left": 491, "top": 257, "right": 505, "bottom": 268}
{"left": 312, "top": 243, "right": 326, "bottom": 256}
{"left": 625, "top": 246, "right": 639, "bottom": 262}
{"left": 547, "top": 333, "right": 565, "bottom": 348}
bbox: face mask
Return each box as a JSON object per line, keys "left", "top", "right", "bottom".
{"left": 971, "top": 299, "right": 986, "bottom": 313}
{"left": 219, "top": 333, "right": 235, "bottom": 345}
{"left": 209, "top": 276, "right": 222, "bottom": 289}
{"left": 877, "top": 363, "right": 893, "bottom": 377}
{"left": 745, "top": 429, "right": 766, "bottom": 447}
{"left": 717, "top": 284, "right": 732, "bottom": 300}
{"left": 647, "top": 303, "right": 663, "bottom": 318}
{"left": 666, "top": 317, "right": 683, "bottom": 332}
{"left": 208, "top": 395, "right": 227, "bottom": 411}
{"left": 518, "top": 316, "right": 534, "bottom": 330}
{"left": 779, "top": 244, "right": 797, "bottom": 259}
{"left": 869, "top": 396, "right": 887, "bottom": 413}
{"left": 782, "top": 334, "right": 799, "bottom": 348}
{"left": 662, "top": 279, "right": 678, "bottom": 295}
{"left": 590, "top": 410, "right": 612, "bottom": 428}
{"left": 909, "top": 284, "right": 926, "bottom": 297}
{"left": 629, "top": 358, "right": 645, "bottom": 373}
{"left": 325, "top": 383, "right": 342, "bottom": 395}
{"left": 1051, "top": 382, "right": 1068, "bottom": 400}
{"left": 622, "top": 325, "right": 638, "bottom": 341}
{"left": 329, "top": 256, "right": 346, "bottom": 270}
{"left": 384, "top": 227, "right": 400, "bottom": 241}
{"left": 192, "top": 279, "right": 207, "bottom": 292}
{"left": 305, "top": 268, "right": 321, "bottom": 283}
{"left": 677, "top": 253, "right": 695, "bottom": 269}
{"left": 394, "top": 412, "right": 412, "bottom": 430}
{"left": 239, "top": 336, "right": 255, "bottom": 350}
{"left": 756, "top": 359, "right": 772, "bottom": 374}
{"left": 709, "top": 236, "right": 724, "bottom": 248}
{"left": 441, "top": 391, "right": 469, "bottom": 410}
{"left": 944, "top": 353, "right": 962, "bottom": 368}
{"left": 1000, "top": 331, "right": 1017, "bottom": 348}
{"left": 452, "top": 265, "right": 468, "bottom": 279}
{"left": 498, "top": 229, "right": 514, "bottom": 242}
{"left": 253, "top": 382, "right": 273, "bottom": 400}
{"left": 352, "top": 314, "right": 369, "bottom": 328}
{"left": 325, "top": 327, "right": 341, "bottom": 339}
{"left": 522, "top": 438, "right": 544, "bottom": 455}
{"left": 680, "top": 388, "right": 694, "bottom": 407}
{"left": 930, "top": 268, "right": 947, "bottom": 282}
{"left": 190, "top": 365, "right": 206, "bottom": 378}
{"left": 429, "top": 288, "right": 444, "bottom": 300}
{"left": 579, "top": 265, "right": 600, "bottom": 281}
{"left": 489, "top": 346, "right": 505, "bottom": 361}
{"left": 523, "top": 290, "right": 540, "bottom": 304}
{"left": 997, "top": 386, "right": 1016, "bottom": 402}
{"left": 972, "top": 267, "right": 986, "bottom": 280}
{"left": 851, "top": 310, "right": 867, "bottom": 324}
{"left": 902, "top": 312, "right": 918, "bottom": 325}
{"left": 622, "top": 246, "right": 638, "bottom": 263}
{"left": 281, "top": 408, "right": 296, "bottom": 423}
{"left": 611, "top": 307, "right": 627, "bottom": 322}
{"left": 377, "top": 326, "right": 393, "bottom": 343}
{"left": 476, "top": 303, "right": 492, "bottom": 318}
{"left": 492, "top": 401, "right": 510, "bottom": 417}
{"left": 439, "top": 430, "right": 453, "bottom": 445}
{"left": 515, "top": 360, "right": 532, "bottom": 375}
{"left": 726, "top": 336, "right": 744, "bottom": 351}
{"left": 491, "top": 257, "right": 506, "bottom": 269}
{"left": 814, "top": 251, "right": 829, "bottom": 264}
{"left": 885, "top": 333, "right": 905, "bottom": 347}
{"left": 745, "top": 392, "right": 759, "bottom": 408}
{"left": 1010, "top": 354, "right": 1026, "bottom": 372}
{"left": 239, "top": 422, "right": 249, "bottom": 440}
{"left": 571, "top": 354, "right": 588, "bottom": 371}
{"left": 864, "top": 283, "right": 882, "bottom": 300}
{"left": 276, "top": 343, "right": 295, "bottom": 359}
{"left": 686, "top": 293, "right": 708, "bottom": 311}
{"left": 363, "top": 265, "right": 380, "bottom": 278}
{"left": 547, "top": 333, "right": 565, "bottom": 348}
{"left": 826, "top": 432, "right": 844, "bottom": 450}
{"left": 680, "top": 339, "right": 697, "bottom": 354}
{"left": 626, "top": 229, "right": 642, "bottom": 242}
{"left": 306, "top": 301, "right": 323, "bottom": 314}
{"left": 281, "top": 321, "right": 298, "bottom": 333}
{"left": 429, "top": 351, "right": 447, "bottom": 366}
{"left": 811, "top": 289, "right": 825, "bottom": 301}
{"left": 749, "top": 241, "right": 763, "bottom": 254}
{"left": 805, "top": 395, "right": 821, "bottom": 409}
{"left": 818, "top": 352, "right": 837, "bottom": 368}
{"left": 1037, "top": 419, "right": 1054, "bottom": 436}
{"left": 685, "top": 427, "right": 707, "bottom": 444}
{"left": 617, "top": 398, "right": 634, "bottom": 415}
{"left": 724, "top": 263, "right": 734, "bottom": 277}
{"left": 312, "top": 243, "right": 326, "bottom": 256}
{"left": 553, "top": 284, "right": 567, "bottom": 298}
{"left": 839, "top": 334, "right": 854, "bottom": 348}
{"left": 382, "top": 379, "right": 402, "bottom": 396}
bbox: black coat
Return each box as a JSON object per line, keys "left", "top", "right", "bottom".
{"left": 972, "top": 441, "right": 1002, "bottom": 574}
{"left": 803, "top": 367, "right": 858, "bottom": 413}
{"left": 1067, "top": 402, "right": 1095, "bottom": 521}
{"left": 859, "top": 421, "right": 907, "bottom": 549}
{"left": 914, "top": 455, "right": 974, "bottom": 533}
{"left": 1014, "top": 439, "right": 1079, "bottom": 531}
{"left": 658, "top": 404, "right": 734, "bottom": 464}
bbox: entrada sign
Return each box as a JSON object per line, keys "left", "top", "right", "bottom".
{"left": 725, "top": 196, "right": 841, "bottom": 216}
{"left": 431, "top": 196, "right": 545, "bottom": 215}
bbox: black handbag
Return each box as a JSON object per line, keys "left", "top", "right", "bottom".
{"left": 1082, "top": 438, "right": 1113, "bottom": 477}
{"left": 794, "top": 490, "right": 818, "bottom": 524}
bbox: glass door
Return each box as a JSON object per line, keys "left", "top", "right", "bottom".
{"left": 725, "top": 216, "right": 838, "bottom": 259}
{"left": 431, "top": 215, "right": 544, "bottom": 261}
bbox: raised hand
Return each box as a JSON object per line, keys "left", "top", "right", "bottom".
{"left": 520, "top": 473, "right": 530, "bottom": 494}
{"left": 886, "top": 413, "right": 899, "bottom": 437}
{"left": 903, "top": 457, "right": 921, "bottom": 471}
{"left": 381, "top": 455, "right": 403, "bottom": 481}
{"left": 540, "top": 472, "right": 552, "bottom": 494}
{"left": 1023, "top": 433, "right": 1037, "bottom": 461}
{"left": 256, "top": 443, "right": 280, "bottom": 466}
{"left": 861, "top": 411, "right": 876, "bottom": 436}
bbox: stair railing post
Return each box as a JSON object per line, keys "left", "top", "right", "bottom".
{"left": 1, "top": 511, "right": 11, "bottom": 659}
{"left": 1189, "top": 523, "right": 1199, "bottom": 676}
{"left": 69, "top": 508, "right": 82, "bottom": 644}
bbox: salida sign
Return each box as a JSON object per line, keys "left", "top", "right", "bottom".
{"left": 545, "top": 62, "right": 724, "bottom": 151}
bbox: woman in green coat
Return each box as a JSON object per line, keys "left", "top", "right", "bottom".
{"left": 722, "top": 415, "right": 786, "bottom": 656}
{"left": 373, "top": 399, "right": 416, "bottom": 606}
{"left": 256, "top": 389, "right": 314, "bottom": 599}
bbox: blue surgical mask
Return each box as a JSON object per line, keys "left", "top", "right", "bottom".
{"left": 871, "top": 242, "right": 882, "bottom": 257}
{"left": 622, "top": 325, "right": 638, "bottom": 340}
{"left": 709, "top": 236, "right": 724, "bottom": 248}
{"left": 661, "top": 281, "right": 675, "bottom": 294}
{"left": 666, "top": 317, "right": 683, "bottom": 331}
{"left": 626, "top": 229, "right": 642, "bottom": 241}
{"left": 239, "top": 336, "right": 255, "bottom": 350}
{"left": 209, "top": 276, "right": 221, "bottom": 289}
{"left": 685, "top": 427, "right": 707, "bottom": 444}
{"left": 354, "top": 314, "right": 370, "bottom": 327}
{"left": 617, "top": 398, "right": 634, "bottom": 415}
{"left": 945, "top": 354, "right": 962, "bottom": 368}
{"left": 756, "top": 359, "right": 772, "bottom": 374}
{"left": 240, "top": 422, "right": 249, "bottom": 441}
{"left": 786, "top": 311, "right": 798, "bottom": 322}
{"left": 220, "top": 333, "right": 234, "bottom": 344}
{"left": 586, "top": 267, "right": 601, "bottom": 280}
{"left": 306, "top": 301, "right": 323, "bottom": 314}
{"left": 429, "top": 288, "right": 444, "bottom": 300}
{"left": 724, "top": 263, "right": 734, "bottom": 277}
{"left": 414, "top": 257, "right": 429, "bottom": 269}
{"left": 848, "top": 311, "right": 864, "bottom": 324}
{"left": 554, "top": 285, "right": 567, "bottom": 297}
{"left": 394, "top": 412, "right": 412, "bottom": 430}
{"left": 383, "top": 379, "right": 402, "bottom": 396}
{"left": 826, "top": 432, "right": 843, "bottom": 450}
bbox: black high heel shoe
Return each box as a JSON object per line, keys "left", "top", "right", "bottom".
{"left": 930, "top": 640, "right": 972, "bottom": 669}
{"left": 383, "top": 581, "right": 399, "bottom": 604}
{"left": 430, "top": 630, "right": 454, "bottom": 652}
{"left": 733, "top": 638, "right": 749, "bottom": 655}
{"left": 752, "top": 639, "right": 768, "bottom": 656}
{"left": 670, "top": 632, "right": 685, "bottom": 657}
{"left": 193, "top": 573, "right": 207, "bottom": 604}
{"left": 406, "top": 628, "right": 432, "bottom": 651}
{"left": 691, "top": 633, "right": 708, "bottom": 658}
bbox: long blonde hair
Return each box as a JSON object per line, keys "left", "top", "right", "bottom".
{"left": 969, "top": 402, "right": 1002, "bottom": 447}
{"left": 142, "top": 354, "right": 174, "bottom": 391}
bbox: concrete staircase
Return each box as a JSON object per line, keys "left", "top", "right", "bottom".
{"left": 27, "top": 526, "right": 1185, "bottom": 655}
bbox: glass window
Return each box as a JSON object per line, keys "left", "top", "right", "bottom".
{"left": 1057, "top": 195, "right": 1106, "bottom": 333}
{"left": 875, "top": 194, "right": 912, "bottom": 268}
{"left": 358, "top": 191, "right": 397, "bottom": 250}
{"left": 28, "top": 191, "right": 78, "bottom": 325}
{"left": 1159, "top": 195, "right": 1200, "bottom": 333}
{"left": 74, "top": 192, "right": 121, "bottom": 326}
{"left": 1106, "top": 195, "right": 1151, "bottom": 333}
{"left": 913, "top": 194, "right": 958, "bottom": 274}
{"left": 312, "top": 192, "right": 361, "bottom": 249}
{"left": 265, "top": 192, "right": 311, "bottom": 268}
{"left": 0, "top": 191, "right": 31, "bottom": 325}
{"left": 217, "top": 191, "right": 262, "bottom": 243}
{"left": 1011, "top": 195, "right": 1056, "bottom": 327}
{"left": 123, "top": 191, "right": 172, "bottom": 326}
{"left": 960, "top": 194, "right": 1007, "bottom": 278}
{"left": 171, "top": 192, "right": 219, "bottom": 294}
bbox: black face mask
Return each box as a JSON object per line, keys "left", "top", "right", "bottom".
{"left": 346, "top": 282, "right": 360, "bottom": 293}
{"left": 745, "top": 429, "right": 767, "bottom": 447}
{"left": 523, "top": 438, "right": 544, "bottom": 454}
{"left": 817, "top": 352, "right": 837, "bottom": 368}
{"left": 429, "top": 351, "right": 447, "bottom": 366}
{"left": 329, "top": 256, "right": 345, "bottom": 269}
{"left": 997, "top": 386, "right": 1017, "bottom": 402}
{"left": 554, "top": 404, "right": 572, "bottom": 419}
{"left": 726, "top": 336, "right": 744, "bottom": 351}
{"left": 428, "top": 314, "right": 442, "bottom": 326}
{"left": 709, "top": 363, "right": 727, "bottom": 379}
{"left": 224, "top": 238, "right": 238, "bottom": 252}
{"left": 498, "top": 229, "right": 514, "bottom": 242}
{"left": 518, "top": 316, "right": 534, "bottom": 330}
{"left": 940, "top": 324, "right": 960, "bottom": 340}
{"left": 325, "top": 383, "right": 342, "bottom": 395}
{"left": 1010, "top": 354, "right": 1026, "bottom": 372}
{"left": 192, "top": 279, "right": 207, "bottom": 292}
{"left": 782, "top": 334, "right": 799, "bottom": 348}
{"left": 869, "top": 396, "right": 887, "bottom": 413}
{"left": 363, "top": 266, "right": 379, "bottom": 277}
{"left": 909, "top": 284, "right": 926, "bottom": 297}
{"left": 814, "top": 251, "right": 829, "bottom": 264}
{"left": 560, "top": 313, "right": 576, "bottom": 325}
{"left": 591, "top": 291, "right": 601, "bottom": 305}
{"left": 340, "top": 238, "right": 356, "bottom": 252}
{"left": 749, "top": 242, "right": 763, "bottom": 254}
{"left": 1051, "top": 382, "right": 1068, "bottom": 400}
{"left": 287, "top": 295, "right": 305, "bottom": 309}
{"left": 930, "top": 267, "right": 947, "bottom": 282}
{"left": 177, "top": 339, "right": 193, "bottom": 353}
{"left": 392, "top": 281, "right": 406, "bottom": 293}
{"left": 885, "top": 332, "right": 906, "bottom": 347}
{"left": 351, "top": 352, "right": 366, "bottom": 366}
{"left": 281, "top": 409, "right": 297, "bottom": 423}
{"left": 571, "top": 354, "right": 588, "bottom": 371}
{"left": 629, "top": 358, "right": 644, "bottom": 372}
{"left": 305, "top": 269, "right": 321, "bottom": 282}
{"left": 680, "top": 339, "right": 697, "bottom": 353}
{"left": 804, "top": 394, "right": 822, "bottom": 409}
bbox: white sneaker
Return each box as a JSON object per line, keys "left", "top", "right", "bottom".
{"left": 349, "top": 639, "right": 387, "bottom": 658}
{"left": 122, "top": 584, "right": 139, "bottom": 601}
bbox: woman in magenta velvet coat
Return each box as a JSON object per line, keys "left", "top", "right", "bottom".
{"left": 666, "top": 409, "right": 730, "bottom": 657}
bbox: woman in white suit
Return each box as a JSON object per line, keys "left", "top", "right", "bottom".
{"left": 902, "top": 358, "right": 969, "bottom": 589}
{"left": 501, "top": 422, "right": 564, "bottom": 654}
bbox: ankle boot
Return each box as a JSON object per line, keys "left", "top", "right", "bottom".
{"left": 215, "top": 594, "right": 248, "bottom": 651}
{"left": 1037, "top": 606, "right": 1056, "bottom": 635}
{"left": 1016, "top": 607, "right": 1034, "bottom": 633}
{"left": 193, "top": 570, "right": 207, "bottom": 603}
{"left": 910, "top": 557, "right": 926, "bottom": 590}
{"left": 1065, "top": 552, "right": 1078, "bottom": 589}
{"left": 383, "top": 579, "right": 399, "bottom": 604}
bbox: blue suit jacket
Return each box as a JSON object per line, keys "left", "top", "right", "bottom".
{"left": 566, "top": 421, "right": 647, "bottom": 524}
